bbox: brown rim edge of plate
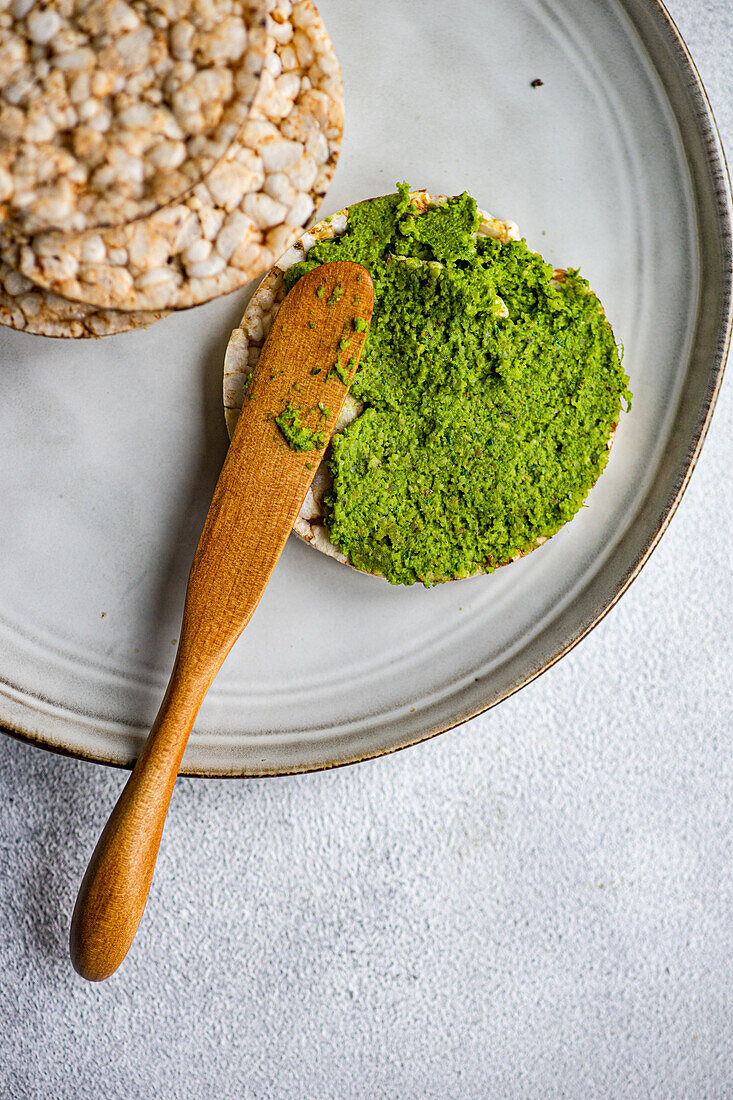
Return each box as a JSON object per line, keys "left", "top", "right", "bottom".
{"left": 2, "top": 0, "right": 731, "bottom": 777}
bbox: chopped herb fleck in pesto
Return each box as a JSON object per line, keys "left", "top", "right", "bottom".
{"left": 311, "top": 367, "right": 322, "bottom": 375}
{"left": 284, "top": 183, "right": 630, "bottom": 585}
{"left": 354, "top": 317, "right": 368, "bottom": 332}
{"left": 316, "top": 285, "right": 325, "bottom": 299}
{"left": 275, "top": 403, "right": 325, "bottom": 452}
{"left": 338, "top": 336, "right": 349, "bottom": 350}
{"left": 328, "top": 283, "right": 343, "bottom": 305}
{"left": 309, "top": 320, "right": 316, "bottom": 328}
{"left": 328, "top": 360, "right": 349, "bottom": 385}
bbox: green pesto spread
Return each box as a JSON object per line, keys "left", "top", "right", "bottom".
{"left": 275, "top": 402, "right": 325, "bottom": 452}
{"left": 284, "top": 184, "right": 630, "bottom": 586}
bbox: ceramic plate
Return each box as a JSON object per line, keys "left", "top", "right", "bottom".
{"left": 0, "top": 0, "right": 729, "bottom": 775}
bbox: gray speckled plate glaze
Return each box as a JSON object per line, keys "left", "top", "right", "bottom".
{"left": 0, "top": 0, "right": 729, "bottom": 776}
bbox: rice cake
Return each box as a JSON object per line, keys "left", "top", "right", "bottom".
{"left": 0, "top": 260, "right": 166, "bottom": 337}
{"left": 1, "top": 0, "right": 344, "bottom": 312}
{"left": 0, "top": 0, "right": 269, "bottom": 234}
{"left": 223, "top": 191, "right": 624, "bottom": 583}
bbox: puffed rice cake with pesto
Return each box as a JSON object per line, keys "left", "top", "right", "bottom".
{"left": 223, "top": 189, "right": 627, "bottom": 586}
{"left": 0, "top": 0, "right": 344, "bottom": 314}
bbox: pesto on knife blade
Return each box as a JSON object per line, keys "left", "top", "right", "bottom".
{"left": 285, "top": 184, "right": 630, "bottom": 586}
{"left": 275, "top": 402, "right": 325, "bottom": 452}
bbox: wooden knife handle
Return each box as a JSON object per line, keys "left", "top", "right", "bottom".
{"left": 69, "top": 663, "right": 208, "bottom": 981}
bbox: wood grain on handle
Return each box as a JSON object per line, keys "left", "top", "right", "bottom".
{"left": 70, "top": 262, "right": 375, "bottom": 981}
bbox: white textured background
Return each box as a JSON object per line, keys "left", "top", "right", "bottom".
{"left": 1, "top": 1, "right": 731, "bottom": 1097}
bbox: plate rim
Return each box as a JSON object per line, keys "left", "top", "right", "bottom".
{"left": 2, "top": 0, "right": 731, "bottom": 777}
